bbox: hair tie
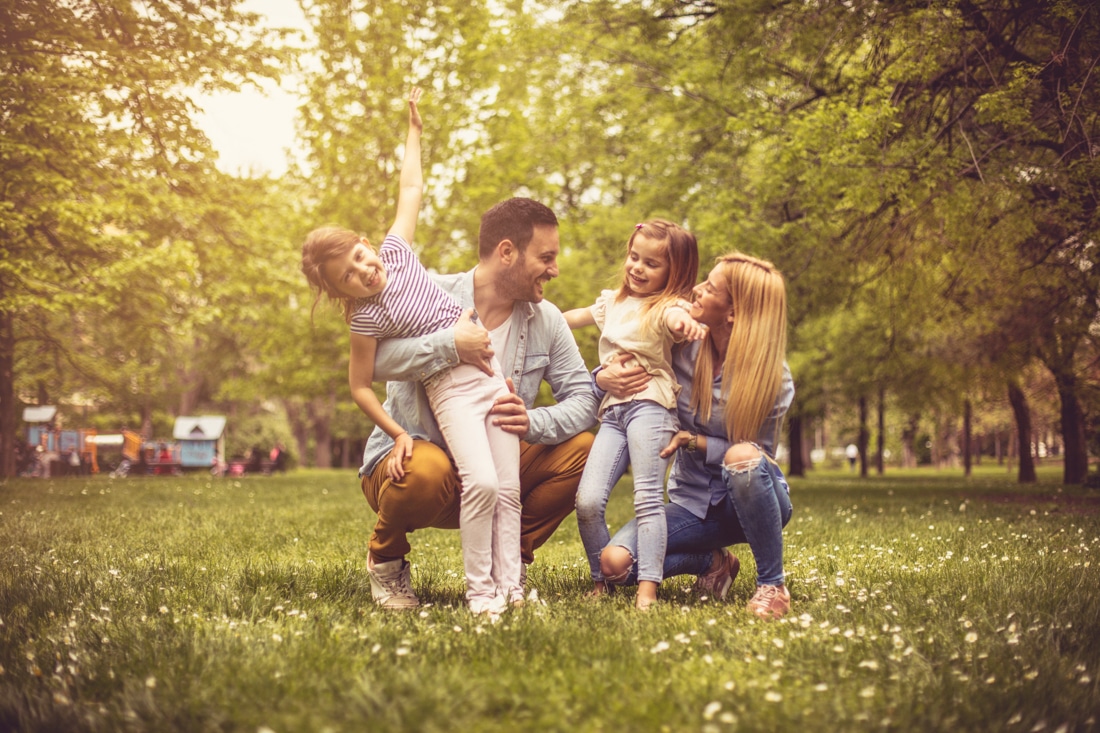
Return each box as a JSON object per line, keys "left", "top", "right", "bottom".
{"left": 634, "top": 223, "right": 643, "bottom": 230}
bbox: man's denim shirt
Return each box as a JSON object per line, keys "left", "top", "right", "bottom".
{"left": 360, "top": 267, "right": 599, "bottom": 477}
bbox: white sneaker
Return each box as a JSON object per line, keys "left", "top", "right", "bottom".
{"left": 469, "top": 593, "right": 507, "bottom": 621}
{"left": 367, "top": 557, "right": 419, "bottom": 610}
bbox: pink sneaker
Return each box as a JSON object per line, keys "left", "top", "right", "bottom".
{"left": 747, "top": 584, "right": 791, "bottom": 619}
{"left": 692, "top": 549, "right": 740, "bottom": 601}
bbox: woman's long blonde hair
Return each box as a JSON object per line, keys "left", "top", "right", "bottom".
{"left": 690, "top": 253, "right": 788, "bottom": 443}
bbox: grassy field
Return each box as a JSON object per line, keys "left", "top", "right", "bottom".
{"left": 1, "top": 464, "right": 1098, "bottom": 732}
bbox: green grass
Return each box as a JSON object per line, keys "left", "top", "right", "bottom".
{"left": 2, "top": 465, "right": 1098, "bottom": 732}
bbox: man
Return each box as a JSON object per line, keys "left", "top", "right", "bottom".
{"left": 359, "top": 197, "right": 598, "bottom": 609}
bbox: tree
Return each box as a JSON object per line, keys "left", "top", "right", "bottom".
{"left": 0, "top": 0, "right": 291, "bottom": 477}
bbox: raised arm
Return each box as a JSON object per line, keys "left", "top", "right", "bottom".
{"left": 388, "top": 87, "right": 423, "bottom": 246}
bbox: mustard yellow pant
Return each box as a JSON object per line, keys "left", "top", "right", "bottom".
{"left": 361, "top": 432, "right": 594, "bottom": 565}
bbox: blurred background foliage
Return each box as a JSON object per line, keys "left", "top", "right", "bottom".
{"left": 1, "top": 0, "right": 1097, "bottom": 482}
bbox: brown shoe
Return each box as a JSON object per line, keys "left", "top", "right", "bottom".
{"left": 747, "top": 584, "right": 791, "bottom": 619}
{"left": 692, "top": 549, "right": 740, "bottom": 601}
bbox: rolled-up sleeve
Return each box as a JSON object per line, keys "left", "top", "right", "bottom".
{"left": 525, "top": 311, "right": 598, "bottom": 444}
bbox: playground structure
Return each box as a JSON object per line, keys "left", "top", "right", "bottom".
{"left": 20, "top": 408, "right": 229, "bottom": 478}
{"left": 21, "top": 406, "right": 100, "bottom": 477}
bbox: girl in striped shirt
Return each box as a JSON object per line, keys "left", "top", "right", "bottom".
{"left": 300, "top": 88, "right": 520, "bottom": 619}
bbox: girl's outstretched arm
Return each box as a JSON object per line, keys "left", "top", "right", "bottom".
{"left": 563, "top": 307, "right": 595, "bottom": 330}
{"left": 389, "top": 87, "right": 423, "bottom": 245}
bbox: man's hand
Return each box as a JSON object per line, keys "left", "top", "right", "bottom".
{"left": 386, "top": 432, "right": 415, "bottom": 481}
{"left": 596, "top": 353, "right": 651, "bottom": 398}
{"left": 490, "top": 378, "right": 529, "bottom": 437}
{"left": 454, "top": 308, "right": 494, "bottom": 376}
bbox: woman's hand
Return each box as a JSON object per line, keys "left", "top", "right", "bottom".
{"left": 660, "top": 430, "right": 693, "bottom": 459}
{"left": 386, "top": 432, "right": 415, "bottom": 481}
{"left": 596, "top": 353, "right": 650, "bottom": 398}
{"left": 454, "top": 308, "right": 495, "bottom": 376}
{"left": 490, "top": 378, "right": 529, "bottom": 437}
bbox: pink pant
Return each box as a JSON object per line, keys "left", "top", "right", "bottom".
{"left": 426, "top": 362, "right": 522, "bottom": 603}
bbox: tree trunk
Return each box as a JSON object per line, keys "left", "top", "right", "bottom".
{"left": 963, "top": 399, "right": 972, "bottom": 477}
{"left": 787, "top": 414, "right": 806, "bottom": 477}
{"left": 0, "top": 310, "right": 15, "bottom": 479}
{"left": 1053, "top": 371, "right": 1089, "bottom": 485}
{"left": 858, "top": 395, "right": 869, "bottom": 478}
{"left": 901, "top": 412, "right": 920, "bottom": 468}
{"left": 141, "top": 403, "right": 153, "bottom": 441}
{"left": 876, "top": 387, "right": 885, "bottom": 475}
{"left": 309, "top": 394, "right": 335, "bottom": 469}
{"left": 283, "top": 398, "right": 311, "bottom": 468}
{"left": 1007, "top": 381, "right": 1037, "bottom": 484}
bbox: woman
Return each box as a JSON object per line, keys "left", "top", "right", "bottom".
{"left": 596, "top": 252, "right": 795, "bottom": 619}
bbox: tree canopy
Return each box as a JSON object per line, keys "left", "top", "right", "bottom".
{"left": 3, "top": 0, "right": 1096, "bottom": 482}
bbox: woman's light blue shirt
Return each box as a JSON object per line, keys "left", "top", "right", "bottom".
{"left": 666, "top": 341, "right": 794, "bottom": 519}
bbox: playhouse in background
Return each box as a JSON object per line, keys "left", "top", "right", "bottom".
{"left": 174, "top": 415, "right": 227, "bottom": 471}
{"left": 22, "top": 405, "right": 100, "bottom": 476}
{"left": 18, "top": 407, "right": 228, "bottom": 477}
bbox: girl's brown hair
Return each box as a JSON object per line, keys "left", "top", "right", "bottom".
{"left": 300, "top": 226, "right": 362, "bottom": 323}
{"left": 690, "top": 252, "right": 788, "bottom": 444}
{"left": 617, "top": 219, "right": 699, "bottom": 330}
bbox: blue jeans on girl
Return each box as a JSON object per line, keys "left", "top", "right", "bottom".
{"left": 575, "top": 400, "right": 677, "bottom": 584}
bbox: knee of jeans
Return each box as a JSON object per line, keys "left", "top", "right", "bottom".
{"left": 462, "top": 474, "right": 500, "bottom": 507}
{"left": 575, "top": 493, "right": 606, "bottom": 524}
{"left": 600, "top": 545, "right": 633, "bottom": 584}
{"left": 723, "top": 442, "right": 763, "bottom": 474}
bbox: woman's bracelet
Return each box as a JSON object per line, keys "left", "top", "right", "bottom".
{"left": 686, "top": 432, "right": 698, "bottom": 453}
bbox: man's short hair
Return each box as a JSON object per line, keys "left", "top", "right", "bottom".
{"left": 478, "top": 197, "right": 558, "bottom": 260}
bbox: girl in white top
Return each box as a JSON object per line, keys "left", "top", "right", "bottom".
{"left": 300, "top": 89, "right": 520, "bottom": 618}
{"left": 564, "top": 220, "right": 706, "bottom": 609}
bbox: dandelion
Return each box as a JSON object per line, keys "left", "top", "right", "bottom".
{"left": 965, "top": 632, "right": 978, "bottom": 643}
{"left": 703, "top": 701, "right": 722, "bottom": 720}
{"left": 773, "top": 638, "right": 785, "bottom": 649}
{"left": 396, "top": 647, "right": 410, "bottom": 656}
{"left": 145, "top": 676, "right": 156, "bottom": 689}
{"left": 724, "top": 681, "right": 735, "bottom": 691}
{"left": 859, "top": 686, "right": 875, "bottom": 698}
{"left": 765, "top": 691, "right": 782, "bottom": 702}
{"left": 650, "top": 641, "right": 670, "bottom": 654}
{"left": 813, "top": 683, "right": 828, "bottom": 692}
{"left": 159, "top": 606, "right": 169, "bottom": 614}
{"left": 271, "top": 634, "right": 283, "bottom": 643}
{"left": 858, "top": 660, "right": 880, "bottom": 671}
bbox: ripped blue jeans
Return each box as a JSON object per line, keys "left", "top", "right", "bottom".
{"left": 607, "top": 443, "right": 792, "bottom": 587}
